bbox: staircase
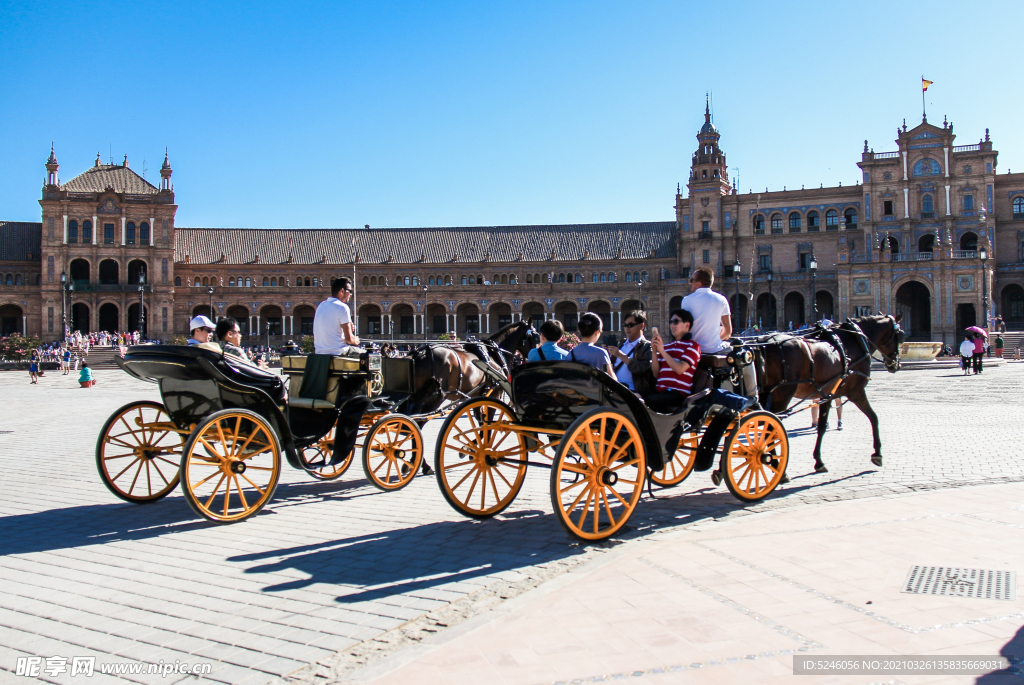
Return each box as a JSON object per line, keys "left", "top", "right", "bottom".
{"left": 998, "top": 331, "right": 1024, "bottom": 356}
{"left": 83, "top": 345, "right": 122, "bottom": 370}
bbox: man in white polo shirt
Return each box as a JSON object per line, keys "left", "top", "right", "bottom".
{"left": 313, "top": 277, "right": 361, "bottom": 355}
{"left": 681, "top": 266, "right": 731, "bottom": 354}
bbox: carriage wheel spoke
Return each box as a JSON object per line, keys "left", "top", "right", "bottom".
{"left": 464, "top": 468, "right": 482, "bottom": 504}
{"left": 492, "top": 465, "right": 514, "bottom": 489}
{"left": 609, "top": 457, "right": 639, "bottom": 471}
{"left": 600, "top": 490, "right": 616, "bottom": 529}
{"left": 444, "top": 461, "right": 474, "bottom": 471}
{"left": 111, "top": 457, "right": 143, "bottom": 483}
{"left": 451, "top": 464, "right": 479, "bottom": 490}
{"left": 203, "top": 474, "right": 226, "bottom": 508}
{"left": 106, "top": 435, "right": 138, "bottom": 449}
{"left": 576, "top": 489, "right": 594, "bottom": 530}
{"left": 560, "top": 478, "right": 588, "bottom": 494}
{"left": 150, "top": 458, "right": 170, "bottom": 486}
{"left": 189, "top": 466, "right": 223, "bottom": 489}
{"left": 232, "top": 475, "right": 249, "bottom": 510}
{"left": 608, "top": 486, "right": 629, "bottom": 508}
{"left": 238, "top": 471, "right": 266, "bottom": 495}
{"left": 103, "top": 452, "right": 136, "bottom": 461}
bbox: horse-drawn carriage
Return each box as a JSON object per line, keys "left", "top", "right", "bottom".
{"left": 433, "top": 346, "right": 790, "bottom": 541}
{"left": 95, "top": 345, "right": 442, "bottom": 522}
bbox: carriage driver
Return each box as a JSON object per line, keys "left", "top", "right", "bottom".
{"left": 313, "top": 277, "right": 362, "bottom": 355}
{"left": 681, "top": 266, "right": 757, "bottom": 399}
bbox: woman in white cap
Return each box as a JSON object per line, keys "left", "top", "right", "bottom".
{"left": 187, "top": 315, "right": 217, "bottom": 346}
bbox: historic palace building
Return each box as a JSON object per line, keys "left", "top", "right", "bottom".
{"left": 3, "top": 106, "right": 1024, "bottom": 345}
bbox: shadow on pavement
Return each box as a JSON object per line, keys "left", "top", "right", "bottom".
{"left": 976, "top": 623, "right": 1024, "bottom": 683}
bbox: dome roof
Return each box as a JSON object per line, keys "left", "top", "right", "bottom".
{"left": 700, "top": 120, "right": 718, "bottom": 135}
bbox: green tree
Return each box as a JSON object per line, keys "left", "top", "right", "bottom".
{"left": 0, "top": 334, "right": 42, "bottom": 361}
{"left": 300, "top": 335, "right": 315, "bottom": 353}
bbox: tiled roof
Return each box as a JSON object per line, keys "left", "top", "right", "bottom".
{"left": 0, "top": 222, "right": 42, "bottom": 261}
{"left": 174, "top": 222, "right": 677, "bottom": 265}
{"left": 61, "top": 165, "right": 159, "bottom": 194}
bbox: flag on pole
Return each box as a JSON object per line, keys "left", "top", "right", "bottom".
{"left": 922, "top": 78, "right": 933, "bottom": 91}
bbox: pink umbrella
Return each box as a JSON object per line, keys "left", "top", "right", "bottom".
{"left": 966, "top": 326, "right": 988, "bottom": 338}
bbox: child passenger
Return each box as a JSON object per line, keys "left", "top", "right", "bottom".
{"left": 527, "top": 320, "right": 570, "bottom": 361}
{"left": 568, "top": 313, "right": 615, "bottom": 376}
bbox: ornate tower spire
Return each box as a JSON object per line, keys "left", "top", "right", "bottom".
{"left": 160, "top": 147, "right": 172, "bottom": 191}
{"left": 45, "top": 142, "right": 59, "bottom": 186}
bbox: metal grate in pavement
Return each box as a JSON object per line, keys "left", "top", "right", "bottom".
{"left": 902, "top": 565, "right": 1015, "bottom": 601}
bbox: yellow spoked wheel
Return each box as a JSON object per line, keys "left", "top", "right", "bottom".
{"left": 362, "top": 414, "right": 424, "bottom": 491}
{"left": 650, "top": 429, "right": 699, "bottom": 487}
{"left": 299, "top": 423, "right": 357, "bottom": 481}
{"left": 551, "top": 408, "right": 646, "bottom": 541}
{"left": 435, "top": 398, "right": 527, "bottom": 519}
{"left": 180, "top": 409, "right": 281, "bottom": 523}
{"left": 96, "top": 401, "right": 185, "bottom": 503}
{"left": 720, "top": 411, "right": 788, "bottom": 502}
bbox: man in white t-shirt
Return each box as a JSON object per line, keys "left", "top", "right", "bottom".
{"left": 313, "top": 277, "right": 361, "bottom": 355}
{"left": 680, "top": 267, "right": 731, "bottom": 354}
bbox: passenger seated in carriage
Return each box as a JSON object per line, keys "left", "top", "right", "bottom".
{"left": 645, "top": 309, "right": 701, "bottom": 413}
{"left": 313, "top": 277, "right": 362, "bottom": 356}
{"left": 215, "top": 316, "right": 269, "bottom": 369}
{"left": 526, "top": 320, "right": 570, "bottom": 362}
{"left": 187, "top": 315, "right": 218, "bottom": 347}
{"left": 567, "top": 313, "right": 615, "bottom": 376}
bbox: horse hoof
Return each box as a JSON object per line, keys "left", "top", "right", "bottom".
{"left": 871, "top": 455, "right": 883, "bottom": 467}
{"left": 710, "top": 470, "right": 722, "bottom": 486}
{"left": 421, "top": 464, "right": 435, "bottom": 476}
{"left": 779, "top": 474, "right": 790, "bottom": 484}
{"left": 815, "top": 464, "right": 829, "bottom": 473}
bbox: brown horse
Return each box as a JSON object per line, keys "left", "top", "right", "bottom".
{"left": 757, "top": 314, "right": 906, "bottom": 473}
{"left": 402, "top": 321, "right": 534, "bottom": 415}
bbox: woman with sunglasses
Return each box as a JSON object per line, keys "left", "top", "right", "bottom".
{"left": 645, "top": 309, "right": 701, "bottom": 414}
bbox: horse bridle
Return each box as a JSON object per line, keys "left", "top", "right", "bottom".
{"left": 871, "top": 315, "right": 905, "bottom": 372}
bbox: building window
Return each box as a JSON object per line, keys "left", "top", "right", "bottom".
{"left": 883, "top": 201, "right": 894, "bottom": 216}
{"left": 175, "top": 276, "right": 181, "bottom": 286}
{"left": 702, "top": 250, "right": 710, "bottom": 264}
{"left": 140, "top": 222, "right": 149, "bottom": 243}
{"left": 126, "top": 222, "right": 136, "bottom": 244}
{"left": 312, "top": 277, "right": 318, "bottom": 286}
{"left": 964, "top": 194, "right": 975, "bottom": 212}
{"left": 263, "top": 278, "right": 269, "bottom": 286}
{"left": 461, "top": 275, "right": 468, "bottom": 285}
{"left": 162, "top": 307, "right": 168, "bottom": 332}
{"left": 789, "top": 212, "right": 801, "bottom": 232}
{"left": 799, "top": 252, "right": 810, "bottom": 270}
{"left": 47, "top": 307, "right": 53, "bottom": 333}
{"left": 770, "top": 214, "right": 783, "bottom": 234}
{"left": 466, "top": 314, "right": 479, "bottom": 334}
{"left": 921, "top": 195, "right": 934, "bottom": 218}
{"left": 229, "top": 277, "right": 235, "bottom": 286}
{"left": 759, "top": 254, "right": 771, "bottom": 273}
{"left": 825, "top": 209, "right": 839, "bottom": 228}
{"left": 246, "top": 277, "right": 252, "bottom": 287}
{"left": 807, "top": 211, "right": 819, "bottom": 232}
{"left": 844, "top": 208, "right": 857, "bottom": 229}
{"left": 82, "top": 221, "right": 92, "bottom": 243}
{"left": 68, "top": 220, "right": 78, "bottom": 243}
{"left": 1013, "top": 197, "right": 1024, "bottom": 219}
{"left": 428, "top": 276, "right": 435, "bottom": 285}
{"left": 271, "top": 277, "right": 278, "bottom": 286}
{"left": 161, "top": 258, "right": 168, "bottom": 283}
{"left": 104, "top": 224, "right": 115, "bottom": 244}
{"left": 753, "top": 215, "right": 765, "bottom": 235}
{"left": 367, "top": 316, "right": 381, "bottom": 334}
{"left": 624, "top": 271, "right": 632, "bottom": 282}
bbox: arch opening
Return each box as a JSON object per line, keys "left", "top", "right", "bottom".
{"left": 895, "top": 280, "right": 931, "bottom": 341}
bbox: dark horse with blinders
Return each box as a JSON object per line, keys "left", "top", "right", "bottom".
{"left": 756, "top": 314, "right": 906, "bottom": 473}
{"left": 400, "top": 321, "right": 536, "bottom": 415}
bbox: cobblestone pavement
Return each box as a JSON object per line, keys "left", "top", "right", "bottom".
{"left": 0, "top": 362, "right": 1020, "bottom": 685}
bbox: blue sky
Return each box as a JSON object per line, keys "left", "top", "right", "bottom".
{"left": 1, "top": 0, "right": 1020, "bottom": 228}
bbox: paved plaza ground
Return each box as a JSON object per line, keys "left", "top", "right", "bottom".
{"left": 0, "top": 361, "right": 1021, "bottom": 685}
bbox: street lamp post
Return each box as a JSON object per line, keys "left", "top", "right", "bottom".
{"left": 766, "top": 269, "right": 774, "bottom": 330}
{"left": 60, "top": 270, "right": 68, "bottom": 342}
{"left": 207, "top": 286, "right": 215, "bottom": 320}
{"left": 809, "top": 255, "right": 818, "bottom": 324}
{"left": 733, "top": 258, "right": 742, "bottom": 333}
{"left": 422, "top": 284, "right": 428, "bottom": 341}
{"left": 636, "top": 276, "right": 644, "bottom": 311}
{"left": 137, "top": 268, "right": 146, "bottom": 338}
{"left": 980, "top": 246, "right": 989, "bottom": 330}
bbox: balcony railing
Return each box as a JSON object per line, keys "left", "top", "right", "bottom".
{"left": 850, "top": 254, "right": 872, "bottom": 263}
{"left": 891, "top": 252, "right": 934, "bottom": 262}
{"left": 920, "top": 212, "right": 935, "bottom": 220}
{"left": 873, "top": 151, "right": 901, "bottom": 159}
{"left": 952, "top": 250, "right": 978, "bottom": 259}
{"left": 699, "top": 230, "right": 713, "bottom": 240}
{"left": 69, "top": 283, "right": 153, "bottom": 293}
{"left": 953, "top": 144, "right": 981, "bottom": 153}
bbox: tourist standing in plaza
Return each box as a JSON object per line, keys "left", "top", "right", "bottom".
{"left": 526, "top": 320, "right": 569, "bottom": 361}
{"left": 567, "top": 313, "right": 614, "bottom": 376}
{"left": 960, "top": 336, "right": 975, "bottom": 375}
{"left": 995, "top": 333, "right": 1005, "bottom": 358}
{"left": 606, "top": 309, "right": 654, "bottom": 395}
{"left": 61, "top": 346, "right": 71, "bottom": 375}
{"left": 313, "top": 278, "right": 361, "bottom": 354}
{"left": 973, "top": 333, "right": 986, "bottom": 374}
{"left": 28, "top": 352, "right": 40, "bottom": 384}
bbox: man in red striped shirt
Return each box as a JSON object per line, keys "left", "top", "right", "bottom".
{"left": 645, "top": 309, "right": 701, "bottom": 413}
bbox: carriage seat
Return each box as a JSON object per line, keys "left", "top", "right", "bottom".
{"left": 282, "top": 354, "right": 362, "bottom": 410}
{"left": 698, "top": 353, "right": 731, "bottom": 369}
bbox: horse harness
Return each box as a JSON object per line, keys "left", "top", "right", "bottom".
{"left": 752, "top": 316, "right": 898, "bottom": 416}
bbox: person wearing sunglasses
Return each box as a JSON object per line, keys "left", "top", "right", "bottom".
{"left": 187, "top": 315, "right": 217, "bottom": 346}
{"left": 606, "top": 309, "right": 654, "bottom": 395}
{"left": 645, "top": 309, "right": 701, "bottom": 413}
{"left": 313, "top": 277, "right": 361, "bottom": 355}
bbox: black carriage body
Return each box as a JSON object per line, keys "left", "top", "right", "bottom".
{"left": 118, "top": 345, "right": 365, "bottom": 469}
{"left": 509, "top": 361, "right": 687, "bottom": 471}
